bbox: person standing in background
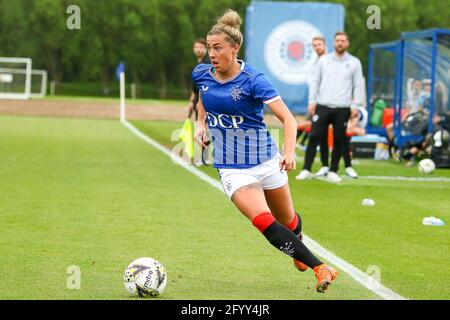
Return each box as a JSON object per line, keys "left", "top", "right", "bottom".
{"left": 296, "top": 36, "right": 329, "bottom": 180}
{"left": 187, "top": 38, "right": 211, "bottom": 120}
{"left": 297, "top": 32, "right": 365, "bottom": 183}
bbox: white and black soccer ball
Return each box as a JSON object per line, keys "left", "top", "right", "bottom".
{"left": 124, "top": 257, "right": 167, "bottom": 298}
{"left": 418, "top": 159, "right": 436, "bottom": 174}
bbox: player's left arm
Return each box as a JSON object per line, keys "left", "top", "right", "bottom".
{"left": 193, "top": 94, "right": 209, "bottom": 148}
{"left": 267, "top": 99, "right": 297, "bottom": 172}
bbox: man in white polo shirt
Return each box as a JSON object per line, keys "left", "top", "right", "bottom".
{"left": 297, "top": 32, "right": 364, "bottom": 183}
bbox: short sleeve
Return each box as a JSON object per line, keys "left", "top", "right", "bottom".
{"left": 192, "top": 63, "right": 210, "bottom": 92}
{"left": 191, "top": 67, "right": 200, "bottom": 88}
{"left": 252, "top": 74, "right": 281, "bottom": 104}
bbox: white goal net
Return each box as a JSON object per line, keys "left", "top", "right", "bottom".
{"left": 0, "top": 57, "right": 48, "bottom": 99}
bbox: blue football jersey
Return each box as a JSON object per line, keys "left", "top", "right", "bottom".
{"left": 192, "top": 60, "right": 281, "bottom": 169}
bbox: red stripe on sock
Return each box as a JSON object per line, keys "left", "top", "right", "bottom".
{"left": 252, "top": 212, "right": 275, "bottom": 233}
{"left": 287, "top": 213, "right": 299, "bottom": 232}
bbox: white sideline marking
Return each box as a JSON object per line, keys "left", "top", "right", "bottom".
{"left": 361, "top": 175, "right": 450, "bottom": 182}
{"left": 302, "top": 237, "right": 406, "bottom": 300}
{"left": 121, "top": 120, "right": 223, "bottom": 190}
{"left": 308, "top": 175, "right": 450, "bottom": 184}
{"left": 121, "top": 119, "right": 407, "bottom": 300}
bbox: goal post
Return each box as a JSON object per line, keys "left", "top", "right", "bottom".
{"left": 30, "top": 69, "right": 48, "bottom": 98}
{"left": 0, "top": 57, "right": 32, "bottom": 100}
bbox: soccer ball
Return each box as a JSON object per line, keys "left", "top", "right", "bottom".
{"left": 123, "top": 257, "right": 167, "bottom": 298}
{"left": 418, "top": 159, "right": 435, "bottom": 174}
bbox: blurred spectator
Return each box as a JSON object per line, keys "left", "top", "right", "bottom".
{"left": 397, "top": 111, "right": 450, "bottom": 166}
{"left": 296, "top": 36, "right": 329, "bottom": 175}
{"left": 187, "top": 38, "right": 210, "bottom": 120}
{"left": 407, "top": 79, "right": 425, "bottom": 113}
{"left": 386, "top": 78, "right": 425, "bottom": 150}
{"left": 419, "top": 80, "right": 432, "bottom": 111}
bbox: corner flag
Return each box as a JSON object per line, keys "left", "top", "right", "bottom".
{"left": 115, "top": 62, "right": 125, "bottom": 81}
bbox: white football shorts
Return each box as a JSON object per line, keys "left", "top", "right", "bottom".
{"left": 218, "top": 153, "right": 288, "bottom": 199}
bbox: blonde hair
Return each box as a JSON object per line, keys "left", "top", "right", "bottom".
{"left": 207, "top": 9, "right": 243, "bottom": 46}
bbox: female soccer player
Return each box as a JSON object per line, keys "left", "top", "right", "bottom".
{"left": 192, "top": 9, "right": 338, "bottom": 293}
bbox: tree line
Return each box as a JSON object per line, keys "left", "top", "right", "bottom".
{"left": 0, "top": 0, "right": 448, "bottom": 98}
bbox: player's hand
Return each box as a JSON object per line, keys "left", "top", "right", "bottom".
{"left": 308, "top": 103, "right": 316, "bottom": 115}
{"left": 279, "top": 153, "right": 296, "bottom": 173}
{"left": 194, "top": 124, "right": 209, "bottom": 148}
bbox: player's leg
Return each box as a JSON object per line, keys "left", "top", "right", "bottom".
{"left": 297, "top": 105, "right": 332, "bottom": 179}
{"left": 342, "top": 135, "right": 351, "bottom": 168}
{"left": 232, "top": 183, "right": 338, "bottom": 292}
{"left": 230, "top": 183, "right": 322, "bottom": 269}
{"left": 343, "top": 135, "right": 358, "bottom": 178}
{"left": 263, "top": 183, "right": 300, "bottom": 233}
{"left": 263, "top": 183, "right": 293, "bottom": 224}
{"left": 258, "top": 156, "right": 300, "bottom": 233}
{"left": 329, "top": 108, "right": 351, "bottom": 174}
{"left": 263, "top": 183, "right": 307, "bottom": 272}
{"left": 220, "top": 168, "right": 338, "bottom": 292}
{"left": 316, "top": 125, "right": 330, "bottom": 177}
{"left": 319, "top": 125, "right": 329, "bottom": 168}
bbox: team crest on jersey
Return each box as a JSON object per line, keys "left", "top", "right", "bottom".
{"left": 264, "top": 20, "right": 323, "bottom": 85}
{"left": 230, "top": 86, "right": 243, "bottom": 101}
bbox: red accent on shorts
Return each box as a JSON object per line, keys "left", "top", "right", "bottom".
{"left": 287, "top": 213, "right": 299, "bottom": 231}
{"left": 252, "top": 212, "right": 275, "bottom": 233}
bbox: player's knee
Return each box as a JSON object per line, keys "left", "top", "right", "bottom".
{"left": 280, "top": 211, "right": 302, "bottom": 235}
{"left": 252, "top": 212, "right": 275, "bottom": 233}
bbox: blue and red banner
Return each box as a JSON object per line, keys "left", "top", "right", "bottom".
{"left": 245, "top": 1, "right": 345, "bottom": 113}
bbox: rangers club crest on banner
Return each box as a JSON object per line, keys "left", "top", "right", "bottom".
{"left": 264, "top": 20, "right": 323, "bottom": 85}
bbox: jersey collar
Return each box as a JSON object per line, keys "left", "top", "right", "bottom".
{"left": 209, "top": 60, "right": 245, "bottom": 84}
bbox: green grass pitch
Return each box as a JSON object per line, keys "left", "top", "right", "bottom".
{"left": 0, "top": 115, "right": 449, "bottom": 299}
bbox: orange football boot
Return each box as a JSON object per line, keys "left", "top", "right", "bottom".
{"left": 313, "top": 264, "right": 338, "bottom": 293}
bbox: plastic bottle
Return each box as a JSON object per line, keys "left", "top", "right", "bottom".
{"left": 370, "top": 99, "right": 386, "bottom": 127}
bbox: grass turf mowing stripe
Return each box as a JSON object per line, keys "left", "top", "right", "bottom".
{"left": 121, "top": 119, "right": 407, "bottom": 300}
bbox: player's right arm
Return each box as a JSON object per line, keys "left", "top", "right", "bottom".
{"left": 194, "top": 94, "right": 209, "bottom": 147}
